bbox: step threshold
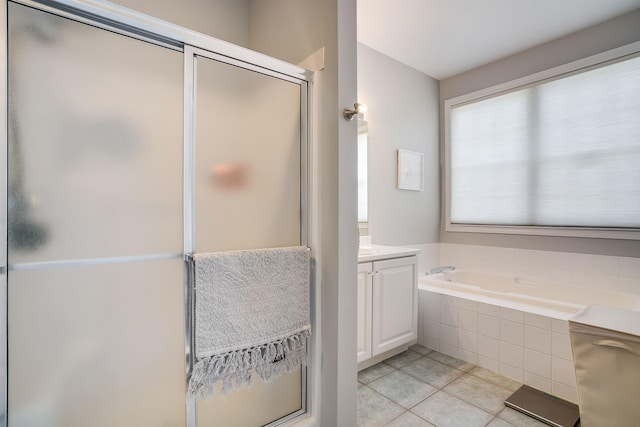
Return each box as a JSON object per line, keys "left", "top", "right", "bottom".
{"left": 504, "top": 385, "right": 580, "bottom": 427}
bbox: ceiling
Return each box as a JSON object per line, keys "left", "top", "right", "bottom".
{"left": 357, "top": 0, "right": 640, "bottom": 80}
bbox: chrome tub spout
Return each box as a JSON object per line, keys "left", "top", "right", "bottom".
{"left": 428, "top": 266, "right": 456, "bottom": 275}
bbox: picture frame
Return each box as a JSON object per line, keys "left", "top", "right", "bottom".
{"left": 397, "top": 149, "right": 424, "bottom": 191}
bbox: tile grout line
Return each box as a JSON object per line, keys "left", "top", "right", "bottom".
{"left": 398, "top": 362, "right": 466, "bottom": 390}
{"left": 366, "top": 353, "right": 441, "bottom": 426}
{"left": 380, "top": 377, "right": 500, "bottom": 426}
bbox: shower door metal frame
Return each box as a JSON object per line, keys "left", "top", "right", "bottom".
{"left": 1, "top": 1, "right": 8, "bottom": 425}
{"left": 184, "top": 44, "right": 311, "bottom": 427}
{"left": 2, "top": 1, "right": 315, "bottom": 426}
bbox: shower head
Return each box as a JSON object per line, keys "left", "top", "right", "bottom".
{"left": 8, "top": 218, "right": 49, "bottom": 251}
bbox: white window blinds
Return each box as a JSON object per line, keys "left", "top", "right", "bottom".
{"left": 450, "top": 54, "right": 640, "bottom": 230}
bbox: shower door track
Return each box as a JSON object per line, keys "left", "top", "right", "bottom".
{"left": 12, "top": 0, "right": 314, "bottom": 81}
{"left": 1, "top": 1, "right": 315, "bottom": 426}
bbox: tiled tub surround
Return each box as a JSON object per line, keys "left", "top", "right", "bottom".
{"left": 367, "top": 242, "right": 639, "bottom": 402}
{"left": 418, "top": 292, "right": 579, "bottom": 403}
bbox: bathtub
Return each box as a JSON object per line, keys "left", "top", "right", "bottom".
{"left": 419, "top": 269, "right": 640, "bottom": 320}
{"left": 417, "top": 269, "right": 640, "bottom": 403}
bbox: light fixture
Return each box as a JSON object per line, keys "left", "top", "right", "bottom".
{"left": 343, "top": 103, "right": 367, "bottom": 121}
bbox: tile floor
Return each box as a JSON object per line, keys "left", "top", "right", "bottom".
{"left": 358, "top": 344, "right": 567, "bottom": 427}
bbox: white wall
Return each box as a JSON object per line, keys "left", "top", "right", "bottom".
{"left": 439, "top": 9, "right": 640, "bottom": 258}
{"left": 249, "top": 1, "right": 358, "bottom": 425}
{"left": 357, "top": 43, "right": 440, "bottom": 246}
{"left": 112, "top": 0, "right": 250, "bottom": 47}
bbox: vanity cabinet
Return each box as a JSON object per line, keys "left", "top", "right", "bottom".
{"left": 357, "top": 262, "right": 373, "bottom": 363}
{"left": 357, "top": 255, "right": 418, "bottom": 365}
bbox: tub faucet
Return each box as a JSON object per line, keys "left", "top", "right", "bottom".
{"left": 428, "top": 266, "right": 456, "bottom": 275}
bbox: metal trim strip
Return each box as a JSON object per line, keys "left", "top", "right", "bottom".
{"left": 1, "top": 0, "right": 8, "bottom": 424}
{"left": 9, "top": 253, "right": 183, "bottom": 271}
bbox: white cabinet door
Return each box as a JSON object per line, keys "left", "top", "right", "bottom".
{"left": 371, "top": 257, "right": 417, "bottom": 357}
{"left": 357, "top": 262, "right": 373, "bottom": 363}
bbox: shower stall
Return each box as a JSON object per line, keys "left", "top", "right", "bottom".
{"left": 2, "top": 1, "right": 313, "bottom": 426}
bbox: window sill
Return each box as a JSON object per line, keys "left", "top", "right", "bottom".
{"left": 446, "top": 223, "right": 640, "bottom": 240}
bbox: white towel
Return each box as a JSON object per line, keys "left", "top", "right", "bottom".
{"left": 188, "top": 246, "right": 311, "bottom": 399}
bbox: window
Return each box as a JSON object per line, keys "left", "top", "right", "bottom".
{"left": 445, "top": 43, "right": 640, "bottom": 239}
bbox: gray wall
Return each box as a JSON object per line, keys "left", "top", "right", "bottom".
{"left": 249, "top": 1, "right": 358, "bottom": 425}
{"left": 439, "top": 9, "right": 640, "bottom": 258}
{"left": 358, "top": 43, "right": 440, "bottom": 246}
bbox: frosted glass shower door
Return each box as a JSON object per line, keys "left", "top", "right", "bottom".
{"left": 194, "top": 55, "right": 303, "bottom": 252}
{"left": 191, "top": 51, "right": 307, "bottom": 426}
{"left": 7, "top": 3, "right": 185, "bottom": 426}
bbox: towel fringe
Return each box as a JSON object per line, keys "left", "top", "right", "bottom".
{"left": 188, "top": 329, "right": 310, "bottom": 400}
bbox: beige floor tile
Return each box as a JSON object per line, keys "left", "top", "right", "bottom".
{"left": 409, "top": 344, "right": 432, "bottom": 356}
{"left": 384, "top": 350, "right": 423, "bottom": 369}
{"left": 385, "top": 411, "right": 434, "bottom": 427}
{"left": 497, "top": 407, "right": 551, "bottom": 427}
{"left": 401, "top": 357, "right": 464, "bottom": 388}
{"left": 369, "top": 370, "right": 437, "bottom": 409}
{"left": 443, "top": 374, "right": 513, "bottom": 414}
{"left": 359, "top": 353, "right": 566, "bottom": 427}
{"left": 359, "top": 363, "right": 395, "bottom": 384}
{"left": 486, "top": 417, "right": 515, "bottom": 427}
{"left": 411, "top": 391, "right": 494, "bottom": 427}
{"left": 428, "top": 351, "right": 475, "bottom": 371}
{"left": 358, "top": 386, "right": 405, "bottom": 427}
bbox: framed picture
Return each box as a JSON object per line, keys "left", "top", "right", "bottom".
{"left": 397, "top": 149, "right": 424, "bottom": 191}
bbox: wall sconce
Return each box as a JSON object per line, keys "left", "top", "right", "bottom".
{"left": 343, "top": 103, "right": 367, "bottom": 121}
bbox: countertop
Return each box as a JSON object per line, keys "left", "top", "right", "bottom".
{"left": 357, "top": 244, "right": 420, "bottom": 263}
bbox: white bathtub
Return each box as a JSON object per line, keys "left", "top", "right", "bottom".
{"left": 419, "top": 269, "right": 640, "bottom": 320}
{"left": 417, "top": 269, "right": 640, "bottom": 402}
